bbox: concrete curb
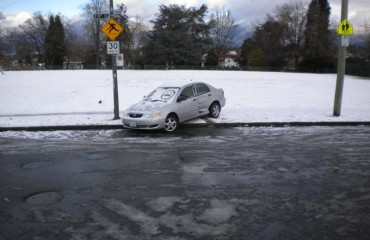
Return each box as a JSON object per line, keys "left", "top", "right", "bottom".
{"left": 1, "top": 122, "right": 370, "bottom": 132}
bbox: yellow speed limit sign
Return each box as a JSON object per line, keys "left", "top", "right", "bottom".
{"left": 101, "top": 18, "right": 124, "bottom": 40}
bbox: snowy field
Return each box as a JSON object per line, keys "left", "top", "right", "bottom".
{"left": 0, "top": 70, "right": 369, "bottom": 127}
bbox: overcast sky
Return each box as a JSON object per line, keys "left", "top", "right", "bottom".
{"left": 1, "top": 0, "right": 369, "bottom": 31}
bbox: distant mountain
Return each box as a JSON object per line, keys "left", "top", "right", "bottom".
{"left": 233, "top": 25, "right": 252, "bottom": 47}
{"left": 349, "top": 34, "right": 367, "bottom": 47}
{"left": 332, "top": 33, "right": 367, "bottom": 48}
{"left": 68, "top": 18, "right": 86, "bottom": 37}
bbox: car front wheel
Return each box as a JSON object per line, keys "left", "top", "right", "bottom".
{"left": 209, "top": 102, "right": 221, "bottom": 118}
{"left": 164, "top": 114, "right": 179, "bottom": 132}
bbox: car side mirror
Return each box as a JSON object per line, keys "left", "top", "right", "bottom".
{"left": 177, "top": 95, "right": 187, "bottom": 102}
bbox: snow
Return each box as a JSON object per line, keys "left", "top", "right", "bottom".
{"left": 100, "top": 197, "right": 248, "bottom": 237}
{"left": 0, "top": 70, "right": 369, "bottom": 128}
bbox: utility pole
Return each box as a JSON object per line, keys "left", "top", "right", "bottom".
{"left": 110, "top": 0, "right": 120, "bottom": 120}
{"left": 333, "top": 0, "right": 349, "bottom": 117}
{"left": 96, "top": 18, "right": 100, "bottom": 69}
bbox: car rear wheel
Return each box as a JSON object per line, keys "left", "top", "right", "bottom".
{"left": 164, "top": 114, "right": 178, "bottom": 132}
{"left": 209, "top": 102, "right": 221, "bottom": 118}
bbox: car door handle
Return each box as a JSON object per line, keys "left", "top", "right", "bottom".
{"left": 193, "top": 98, "right": 197, "bottom": 101}
{"left": 208, "top": 94, "right": 212, "bottom": 97}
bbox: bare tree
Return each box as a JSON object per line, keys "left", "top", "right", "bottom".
{"left": 128, "top": 15, "right": 149, "bottom": 64}
{"left": 83, "top": 0, "right": 108, "bottom": 68}
{"left": 361, "top": 20, "right": 370, "bottom": 35}
{"left": 19, "top": 12, "right": 49, "bottom": 61}
{"left": 209, "top": 7, "right": 238, "bottom": 57}
{"left": 0, "top": 24, "right": 5, "bottom": 64}
{"left": 275, "top": 1, "right": 307, "bottom": 68}
{"left": 129, "top": 15, "right": 149, "bottom": 51}
{"left": 64, "top": 21, "right": 89, "bottom": 64}
{"left": 0, "top": 28, "right": 24, "bottom": 67}
{"left": 362, "top": 20, "right": 370, "bottom": 59}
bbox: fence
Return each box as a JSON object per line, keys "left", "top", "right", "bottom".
{"left": 2, "top": 63, "right": 370, "bottom": 77}
{"left": 346, "top": 61, "right": 370, "bottom": 77}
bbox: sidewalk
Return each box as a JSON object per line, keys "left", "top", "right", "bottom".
{"left": 1, "top": 112, "right": 369, "bottom": 131}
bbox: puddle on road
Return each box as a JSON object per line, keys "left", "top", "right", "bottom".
{"left": 25, "top": 192, "right": 63, "bottom": 205}
{"left": 21, "top": 160, "right": 54, "bottom": 169}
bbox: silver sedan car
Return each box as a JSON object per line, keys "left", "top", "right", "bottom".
{"left": 122, "top": 81, "right": 226, "bottom": 132}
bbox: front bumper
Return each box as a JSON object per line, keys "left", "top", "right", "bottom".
{"left": 122, "top": 115, "right": 166, "bottom": 130}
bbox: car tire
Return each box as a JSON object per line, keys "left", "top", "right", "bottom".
{"left": 209, "top": 102, "right": 221, "bottom": 118}
{"left": 164, "top": 114, "right": 179, "bottom": 132}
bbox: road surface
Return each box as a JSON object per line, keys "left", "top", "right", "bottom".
{"left": 0, "top": 126, "right": 369, "bottom": 239}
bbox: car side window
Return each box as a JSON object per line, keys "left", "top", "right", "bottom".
{"left": 195, "top": 84, "right": 210, "bottom": 95}
{"left": 179, "top": 86, "right": 195, "bottom": 99}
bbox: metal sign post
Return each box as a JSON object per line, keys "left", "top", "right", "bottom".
{"left": 333, "top": 0, "right": 350, "bottom": 117}
{"left": 112, "top": 53, "right": 119, "bottom": 120}
{"left": 100, "top": 0, "right": 123, "bottom": 120}
{"left": 110, "top": 0, "right": 119, "bottom": 119}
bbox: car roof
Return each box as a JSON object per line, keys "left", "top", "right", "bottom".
{"left": 160, "top": 81, "right": 205, "bottom": 88}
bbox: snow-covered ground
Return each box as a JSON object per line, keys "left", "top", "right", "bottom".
{"left": 0, "top": 70, "right": 369, "bottom": 128}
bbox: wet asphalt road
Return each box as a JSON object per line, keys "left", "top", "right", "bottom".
{"left": 0, "top": 126, "right": 370, "bottom": 240}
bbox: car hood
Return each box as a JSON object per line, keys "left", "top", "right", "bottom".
{"left": 126, "top": 100, "right": 168, "bottom": 112}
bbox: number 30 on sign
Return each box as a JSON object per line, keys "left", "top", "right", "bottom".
{"left": 107, "top": 41, "right": 120, "bottom": 55}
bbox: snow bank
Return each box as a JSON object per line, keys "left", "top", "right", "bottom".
{"left": 0, "top": 70, "right": 369, "bottom": 127}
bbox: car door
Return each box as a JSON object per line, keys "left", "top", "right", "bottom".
{"left": 195, "top": 83, "right": 212, "bottom": 115}
{"left": 177, "top": 85, "right": 198, "bottom": 121}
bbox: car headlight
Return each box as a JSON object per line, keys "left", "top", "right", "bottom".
{"left": 145, "top": 110, "right": 162, "bottom": 118}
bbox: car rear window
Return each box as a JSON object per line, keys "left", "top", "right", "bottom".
{"left": 195, "top": 84, "right": 210, "bottom": 95}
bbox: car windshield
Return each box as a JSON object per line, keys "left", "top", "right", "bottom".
{"left": 145, "top": 87, "right": 180, "bottom": 102}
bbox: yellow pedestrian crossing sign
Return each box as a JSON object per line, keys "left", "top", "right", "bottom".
{"left": 101, "top": 18, "right": 124, "bottom": 40}
{"left": 338, "top": 20, "right": 353, "bottom": 35}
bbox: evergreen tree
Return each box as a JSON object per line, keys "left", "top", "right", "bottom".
{"left": 241, "top": 16, "right": 285, "bottom": 68}
{"left": 45, "top": 15, "right": 66, "bottom": 69}
{"left": 240, "top": 38, "right": 254, "bottom": 67}
{"left": 248, "top": 48, "right": 265, "bottom": 67}
{"left": 113, "top": 3, "right": 133, "bottom": 66}
{"left": 205, "top": 48, "right": 218, "bottom": 66}
{"left": 255, "top": 17, "right": 285, "bottom": 68}
{"left": 301, "top": 0, "right": 333, "bottom": 71}
{"left": 142, "top": 4, "right": 213, "bottom": 65}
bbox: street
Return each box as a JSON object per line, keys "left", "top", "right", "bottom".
{"left": 0, "top": 126, "right": 370, "bottom": 239}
